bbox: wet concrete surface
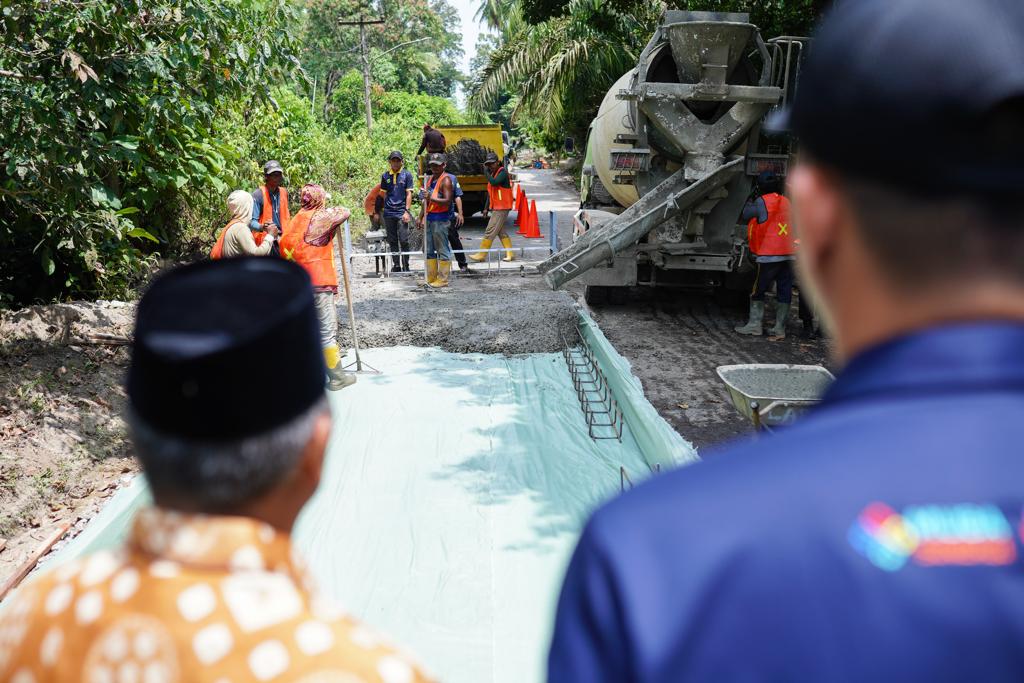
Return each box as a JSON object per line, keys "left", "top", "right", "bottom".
{"left": 341, "top": 166, "right": 833, "bottom": 453}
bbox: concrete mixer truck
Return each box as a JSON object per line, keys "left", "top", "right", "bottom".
{"left": 538, "top": 10, "right": 807, "bottom": 302}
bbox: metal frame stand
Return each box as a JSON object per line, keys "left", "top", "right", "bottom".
{"left": 561, "top": 325, "right": 623, "bottom": 441}
{"left": 338, "top": 222, "right": 380, "bottom": 375}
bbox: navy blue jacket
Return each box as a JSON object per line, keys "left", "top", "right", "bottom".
{"left": 380, "top": 169, "right": 415, "bottom": 218}
{"left": 549, "top": 322, "right": 1024, "bottom": 682}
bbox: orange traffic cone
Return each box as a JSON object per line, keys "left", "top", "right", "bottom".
{"left": 515, "top": 189, "right": 528, "bottom": 232}
{"left": 524, "top": 199, "right": 544, "bottom": 238}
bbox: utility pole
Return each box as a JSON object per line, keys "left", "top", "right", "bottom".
{"left": 338, "top": 15, "right": 385, "bottom": 135}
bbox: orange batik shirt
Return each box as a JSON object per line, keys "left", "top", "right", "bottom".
{"left": 0, "top": 508, "right": 435, "bottom": 683}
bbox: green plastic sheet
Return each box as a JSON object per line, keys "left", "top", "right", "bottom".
{"left": 31, "top": 339, "right": 696, "bottom": 682}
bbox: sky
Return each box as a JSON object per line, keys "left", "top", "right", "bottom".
{"left": 449, "top": 0, "right": 486, "bottom": 105}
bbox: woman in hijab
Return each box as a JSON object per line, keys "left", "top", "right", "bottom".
{"left": 280, "top": 184, "right": 355, "bottom": 390}
{"left": 210, "top": 190, "right": 278, "bottom": 259}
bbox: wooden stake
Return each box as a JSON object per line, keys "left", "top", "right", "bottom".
{"left": 0, "top": 522, "right": 71, "bottom": 602}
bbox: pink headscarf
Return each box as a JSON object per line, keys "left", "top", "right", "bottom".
{"left": 300, "top": 184, "right": 351, "bottom": 246}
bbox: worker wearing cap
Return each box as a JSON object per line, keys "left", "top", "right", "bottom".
{"left": 250, "top": 160, "right": 290, "bottom": 257}
{"left": 0, "top": 258, "right": 434, "bottom": 683}
{"left": 374, "top": 151, "right": 415, "bottom": 272}
{"left": 735, "top": 170, "right": 797, "bottom": 339}
{"left": 549, "top": 1, "right": 1024, "bottom": 681}
{"left": 417, "top": 153, "right": 455, "bottom": 288}
{"left": 471, "top": 152, "right": 515, "bottom": 263}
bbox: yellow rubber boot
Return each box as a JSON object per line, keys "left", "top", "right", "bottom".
{"left": 429, "top": 260, "right": 451, "bottom": 288}
{"left": 500, "top": 235, "right": 515, "bottom": 262}
{"left": 324, "top": 345, "right": 356, "bottom": 391}
{"left": 425, "top": 258, "right": 438, "bottom": 285}
{"left": 469, "top": 238, "right": 493, "bottom": 262}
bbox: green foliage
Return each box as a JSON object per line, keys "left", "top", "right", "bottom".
{"left": 326, "top": 70, "right": 370, "bottom": 131}
{"left": 672, "top": 0, "right": 825, "bottom": 38}
{"left": 329, "top": 69, "right": 464, "bottom": 133}
{"left": 179, "top": 84, "right": 465, "bottom": 256}
{"left": 301, "top": 0, "right": 464, "bottom": 118}
{"left": 177, "top": 88, "right": 354, "bottom": 257}
{"left": 519, "top": 0, "right": 826, "bottom": 32}
{"left": 470, "top": 0, "right": 658, "bottom": 142}
{"left": 374, "top": 91, "right": 465, "bottom": 128}
{"left": 0, "top": 0, "right": 300, "bottom": 306}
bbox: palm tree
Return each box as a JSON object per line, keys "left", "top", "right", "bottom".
{"left": 469, "top": 0, "right": 661, "bottom": 137}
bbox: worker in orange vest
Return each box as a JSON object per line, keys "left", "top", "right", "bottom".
{"left": 735, "top": 171, "right": 798, "bottom": 339}
{"left": 280, "top": 184, "right": 356, "bottom": 391}
{"left": 417, "top": 153, "right": 456, "bottom": 288}
{"left": 210, "top": 190, "right": 278, "bottom": 259}
{"left": 471, "top": 152, "right": 515, "bottom": 263}
{"left": 250, "top": 160, "right": 290, "bottom": 257}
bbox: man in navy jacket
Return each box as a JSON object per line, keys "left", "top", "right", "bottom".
{"left": 548, "top": 0, "right": 1024, "bottom": 680}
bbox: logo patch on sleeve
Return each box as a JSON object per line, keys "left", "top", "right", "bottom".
{"left": 849, "top": 502, "right": 1016, "bottom": 571}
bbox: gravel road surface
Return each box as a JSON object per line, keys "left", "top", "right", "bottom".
{"left": 342, "top": 165, "right": 832, "bottom": 451}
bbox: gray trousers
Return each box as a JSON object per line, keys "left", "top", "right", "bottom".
{"left": 314, "top": 291, "right": 338, "bottom": 348}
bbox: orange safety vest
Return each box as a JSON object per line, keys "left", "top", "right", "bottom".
{"left": 260, "top": 186, "right": 290, "bottom": 231}
{"left": 210, "top": 220, "right": 265, "bottom": 259}
{"left": 425, "top": 174, "right": 450, "bottom": 216}
{"left": 364, "top": 184, "right": 381, "bottom": 216}
{"left": 748, "top": 193, "right": 796, "bottom": 256}
{"left": 486, "top": 166, "right": 513, "bottom": 210}
{"left": 279, "top": 210, "right": 338, "bottom": 288}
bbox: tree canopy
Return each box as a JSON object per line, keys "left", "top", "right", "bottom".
{"left": 0, "top": 0, "right": 300, "bottom": 304}
{"left": 1, "top": 0, "right": 466, "bottom": 307}
{"left": 468, "top": 0, "right": 829, "bottom": 150}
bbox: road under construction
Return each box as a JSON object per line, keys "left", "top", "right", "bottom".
{"left": 12, "top": 164, "right": 829, "bottom": 683}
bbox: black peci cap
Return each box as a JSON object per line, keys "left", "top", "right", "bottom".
{"left": 127, "top": 258, "right": 325, "bottom": 441}
{"left": 775, "top": 0, "right": 1024, "bottom": 198}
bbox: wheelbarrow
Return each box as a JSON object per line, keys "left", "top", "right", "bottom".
{"left": 716, "top": 364, "right": 835, "bottom": 432}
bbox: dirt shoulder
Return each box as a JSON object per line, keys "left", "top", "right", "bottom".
{"left": 0, "top": 303, "right": 138, "bottom": 586}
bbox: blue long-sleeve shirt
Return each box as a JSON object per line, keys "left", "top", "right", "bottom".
{"left": 740, "top": 195, "right": 768, "bottom": 224}
{"left": 549, "top": 322, "right": 1024, "bottom": 683}
{"left": 249, "top": 187, "right": 284, "bottom": 232}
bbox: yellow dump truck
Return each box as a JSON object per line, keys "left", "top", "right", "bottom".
{"left": 417, "top": 123, "right": 510, "bottom": 217}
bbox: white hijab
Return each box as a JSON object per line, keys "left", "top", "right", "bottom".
{"left": 227, "top": 190, "right": 254, "bottom": 227}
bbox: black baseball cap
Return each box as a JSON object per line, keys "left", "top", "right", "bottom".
{"left": 387, "top": 150, "right": 403, "bottom": 161}
{"left": 427, "top": 152, "right": 446, "bottom": 166}
{"left": 484, "top": 152, "right": 499, "bottom": 164}
{"left": 263, "top": 160, "right": 284, "bottom": 176}
{"left": 773, "top": 0, "right": 1024, "bottom": 198}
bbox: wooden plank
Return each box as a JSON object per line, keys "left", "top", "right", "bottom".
{"left": 0, "top": 522, "right": 71, "bottom": 602}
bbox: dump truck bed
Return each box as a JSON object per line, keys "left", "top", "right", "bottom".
{"left": 429, "top": 124, "right": 505, "bottom": 192}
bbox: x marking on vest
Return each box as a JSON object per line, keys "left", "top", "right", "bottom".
{"left": 777, "top": 223, "right": 789, "bottom": 236}
{"left": 283, "top": 247, "right": 294, "bottom": 260}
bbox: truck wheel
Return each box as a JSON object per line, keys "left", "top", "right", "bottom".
{"left": 584, "top": 285, "right": 609, "bottom": 305}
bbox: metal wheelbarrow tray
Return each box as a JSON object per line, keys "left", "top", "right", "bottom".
{"left": 716, "top": 364, "right": 835, "bottom": 430}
